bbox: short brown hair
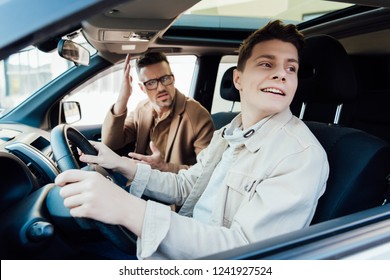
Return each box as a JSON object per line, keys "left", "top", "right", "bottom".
{"left": 136, "top": 52, "right": 170, "bottom": 74}
{"left": 237, "top": 20, "right": 305, "bottom": 71}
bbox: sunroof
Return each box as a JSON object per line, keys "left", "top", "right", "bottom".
{"left": 185, "top": 0, "right": 354, "bottom": 24}
{"left": 166, "top": 0, "right": 359, "bottom": 44}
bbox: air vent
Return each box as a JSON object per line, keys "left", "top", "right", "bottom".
{"left": 10, "top": 150, "right": 51, "bottom": 187}
{"left": 26, "top": 161, "right": 46, "bottom": 186}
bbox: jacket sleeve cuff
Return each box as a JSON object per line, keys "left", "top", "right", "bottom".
{"left": 129, "top": 163, "right": 151, "bottom": 197}
{"left": 136, "top": 200, "right": 171, "bottom": 259}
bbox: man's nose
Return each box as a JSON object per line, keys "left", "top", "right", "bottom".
{"left": 156, "top": 80, "right": 166, "bottom": 90}
{"left": 271, "top": 67, "right": 287, "bottom": 81}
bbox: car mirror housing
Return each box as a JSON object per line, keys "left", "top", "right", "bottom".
{"left": 57, "top": 39, "right": 90, "bottom": 66}
{"left": 61, "top": 101, "right": 82, "bottom": 124}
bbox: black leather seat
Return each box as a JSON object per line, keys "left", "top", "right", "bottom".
{"left": 308, "top": 121, "right": 390, "bottom": 224}
{"left": 211, "top": 66, "right": 240, "bottom": 129}
{"left": 294, "top": 35, "right": 390, "bottom": 224}
{"left": 291, "top": 34, "right": 357, "bottom": 125}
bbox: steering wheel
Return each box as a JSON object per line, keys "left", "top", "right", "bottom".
{"left": 48, "top": 124, "right": 137, "bottom": 255}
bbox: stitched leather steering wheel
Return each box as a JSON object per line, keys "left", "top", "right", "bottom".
{"left": 48, "top": 124, "right": 136, "bottom": 255}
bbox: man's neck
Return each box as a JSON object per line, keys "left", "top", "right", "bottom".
{"left": 153, "top": 105, "right": 171, "bottom": 119}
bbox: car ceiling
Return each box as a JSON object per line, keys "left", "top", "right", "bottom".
{"left": 2, "top": 0, "right": 390, "bottom": 62}
{"left": 80, "top": 0, "right": 390, "bottom": 63}
{"left": 82, "top": 0, "right": 201, "bottom": 61}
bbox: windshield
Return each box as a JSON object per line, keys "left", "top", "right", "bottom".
{"left": 0, "top": 33, "right": 96, "bottom": 118}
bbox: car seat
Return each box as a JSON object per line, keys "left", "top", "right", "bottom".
{"left": 211, "top": 66, "right": 240, "bottom": 129}
{"left": 291, "top": 34, "right": 357, "bottom": 124}
{"left": 294, "top": 34, "right": 390, "bottom": 224}
{"left": 348, "top": 55, "right": 390, "bottom": 142}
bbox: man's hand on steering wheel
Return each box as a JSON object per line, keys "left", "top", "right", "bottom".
{"left": 79, "top": 141, "right": 138, "bottom": 181}
{"left": 79, "top": 141, "right": 124, "bottom": 170}
{"left": 49, "top": 124, "right": 140, "bottom": 254}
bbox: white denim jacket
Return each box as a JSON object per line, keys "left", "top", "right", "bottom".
{"left": 130, "top": 108, "right": 329, "bottom": 259}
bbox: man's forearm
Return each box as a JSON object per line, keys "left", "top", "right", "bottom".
{"left": 113, "top": 156, "right": 137, "bottom": 181}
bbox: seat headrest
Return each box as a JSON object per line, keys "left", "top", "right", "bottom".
{"left": 220, "top": 66, "right": 240, "bottom": 102}
{"left": 295, "top": 34, "right": 357, "bottom": 104}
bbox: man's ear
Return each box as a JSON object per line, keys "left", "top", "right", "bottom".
{"left": 138, "top": 83, "right": 146, "bottom": 93}
{"left": 233, "top": 68, "right": 241, "bottom": 92}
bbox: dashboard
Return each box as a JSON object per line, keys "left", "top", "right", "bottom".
{"left": 0, "top": 124, "right": 59, "bottom": 213}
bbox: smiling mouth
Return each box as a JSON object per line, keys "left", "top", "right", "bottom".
{"left": 261, "top": 87, "right": 286, "bottom": 96}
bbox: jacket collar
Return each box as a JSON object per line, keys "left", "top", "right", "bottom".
{"left": 172, "top": 89, "right": 187, "bottom": 115}
{"left": 164, "top": 90, "right": 186, "bottom": 161}
{"left": 136, "top": 89, "right": 186, "bottom": 154}
{"left": 229, "top": 108, "right": 293, "bottom": 153}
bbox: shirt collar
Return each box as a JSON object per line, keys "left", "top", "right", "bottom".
{"left": 224, "top": 114, "right": 271, "bottom": 148}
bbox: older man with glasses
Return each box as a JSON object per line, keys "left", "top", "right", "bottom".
{"left": 101, "top": 52, "right": 215, "bottom": 173}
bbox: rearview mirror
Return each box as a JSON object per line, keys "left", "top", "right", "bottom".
{"left": 57, "top": 39, "right": 90, "bottom": 66}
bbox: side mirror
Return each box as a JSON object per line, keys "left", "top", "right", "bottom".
{"left": 61, "top": 101, "right": 81, "bottom": 124}
{"left": 57, "top": 39, "right": 90, "bottom": 66}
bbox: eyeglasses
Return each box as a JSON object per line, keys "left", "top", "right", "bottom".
{"left": 142, "top": 74, "right": 174, "bottom": 90}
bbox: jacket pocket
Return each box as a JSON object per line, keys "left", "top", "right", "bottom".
{"left": 223, "top": 173, "right": 258, "bottom": 227}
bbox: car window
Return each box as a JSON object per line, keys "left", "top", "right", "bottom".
{"left": 211, "top": 55, "right": 241, "bottom": 115}
{"left": 0, "top": 33, "right": 95, "bottom": 117}
{"left": 63, "top": 55, "right": 197, "bottom": 125}
{"left": 0, "top": 47, "right": 72, "bottom": 117}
